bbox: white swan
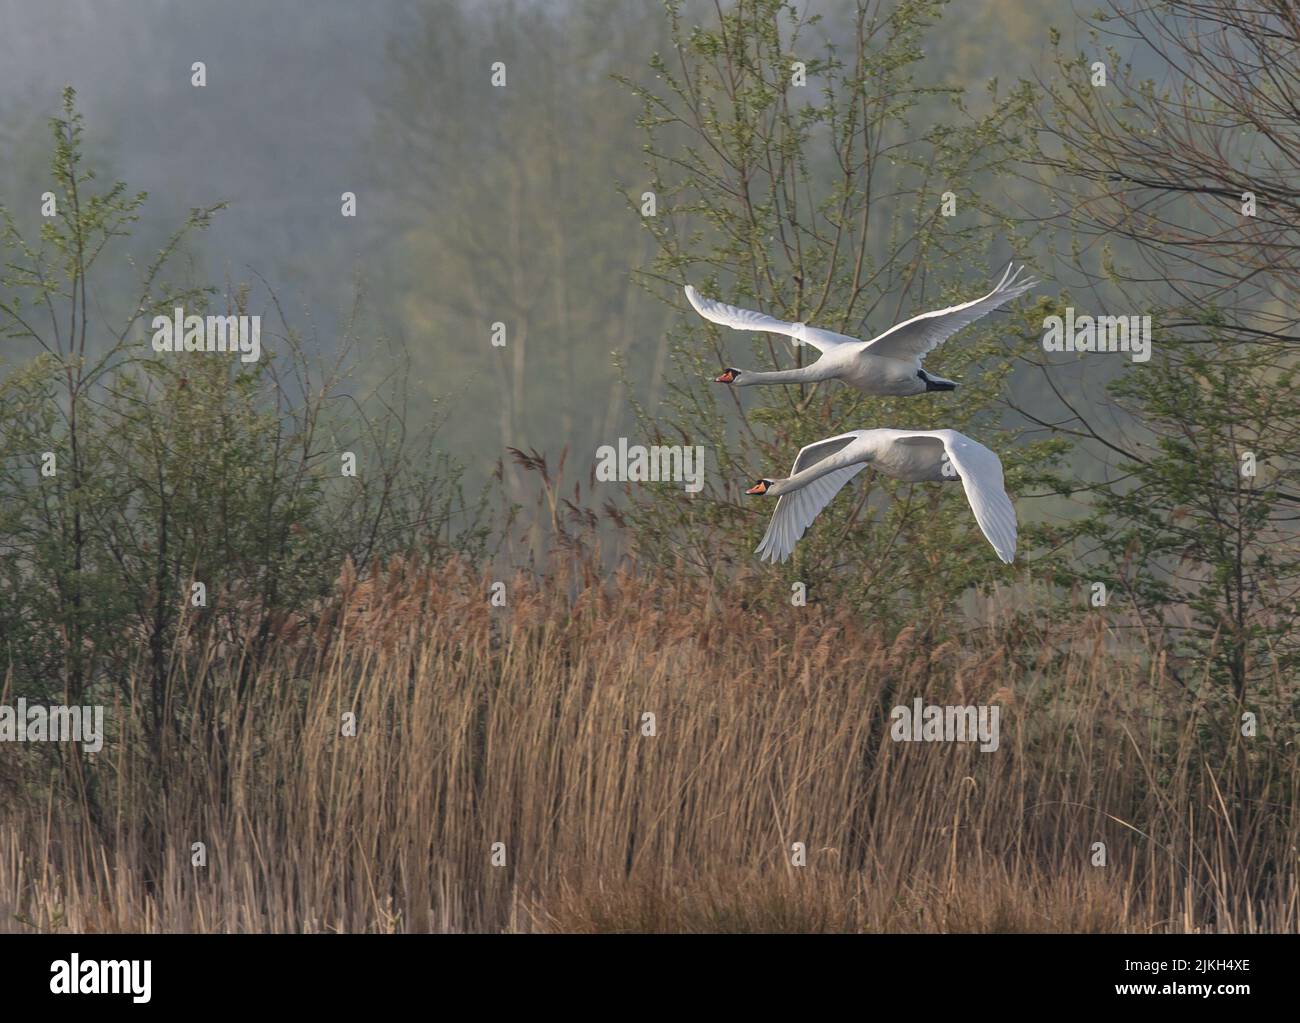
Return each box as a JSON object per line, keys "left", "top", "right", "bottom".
{"left": 746, "top": 429, "right": 1017, "bottom": 564}
{"left": 685, "top": 264, "right": 1037, "bottom": 396}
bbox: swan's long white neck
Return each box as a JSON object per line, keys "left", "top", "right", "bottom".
{"left": 769, "top": 446, "right": 869, "bottom": 497}
{"left": 737, "top": 361, "right": 836, "bottom": 386}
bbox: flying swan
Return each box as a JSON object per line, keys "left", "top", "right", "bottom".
{"left": 685, "top": 264, "right": 1038, "bottom": 396}
{"left": 746, "top": 429, "right": 1017, "bottom": 564}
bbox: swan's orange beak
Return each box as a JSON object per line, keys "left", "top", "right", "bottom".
{"left": 746, "top": 480, "right": 768, "bottom": 495}
{"left": 715, "top": 369, "right": 738, "bottom": 383}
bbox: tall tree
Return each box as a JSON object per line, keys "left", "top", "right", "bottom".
{"left": 1021, "top": 1, "right": 1300, "bottom": 701}
{"left": 620, "top": 0, "right": 1066, "bottom": 618}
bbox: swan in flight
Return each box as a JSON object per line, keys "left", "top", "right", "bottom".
{"left": 685, "top": 264, "right": 1038, "bottom": 396}
{"left": 746, "top": 429, "right": 1017, "bottom": 564}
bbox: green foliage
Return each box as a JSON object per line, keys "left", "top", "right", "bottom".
{"left": 0, "top": 91, "right": 489, "bottom": 746}
{"left": 1066, "top": 339, "right": 1299, "bottom": 700}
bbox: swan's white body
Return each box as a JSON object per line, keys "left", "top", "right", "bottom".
{"left": 686, "top": 264, "right": 1038, "bottom": 395}
{"left": 750, "top": 429, "right": 1017, "bottom": 565}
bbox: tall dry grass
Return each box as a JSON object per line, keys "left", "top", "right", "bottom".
{"left": 1, "top": 556, "right": 1295, "bottom": 932}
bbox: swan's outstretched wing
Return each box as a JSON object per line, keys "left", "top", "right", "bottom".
{"left": 685, "top": 285, "right": 859, "bottom": 354}
{"left": 920, "top": 430, "right": 1017, "bottom": 564}
{"left": 862, "top": 264, "right": 1038, "bottom": 363}
{"left": 755, "top": 432, "right": 867, "bottom": 564}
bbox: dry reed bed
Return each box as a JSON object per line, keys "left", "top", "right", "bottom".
{"left": 1, "top": 558, "right": 1295, "bottom": 932}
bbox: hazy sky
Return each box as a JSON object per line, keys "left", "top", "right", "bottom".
{"left": 0, "top": 0, "right": 1100, "bottom": 488}
{"left": 0, "top": 0, "right": 407, "bottom": 338}
{"left": 0, "top": 0, "right": 1055, "bottom": 327}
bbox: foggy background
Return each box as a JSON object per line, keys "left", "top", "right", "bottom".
{"left": 0, "top": 0, "right": 1094, "bottom": 496}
